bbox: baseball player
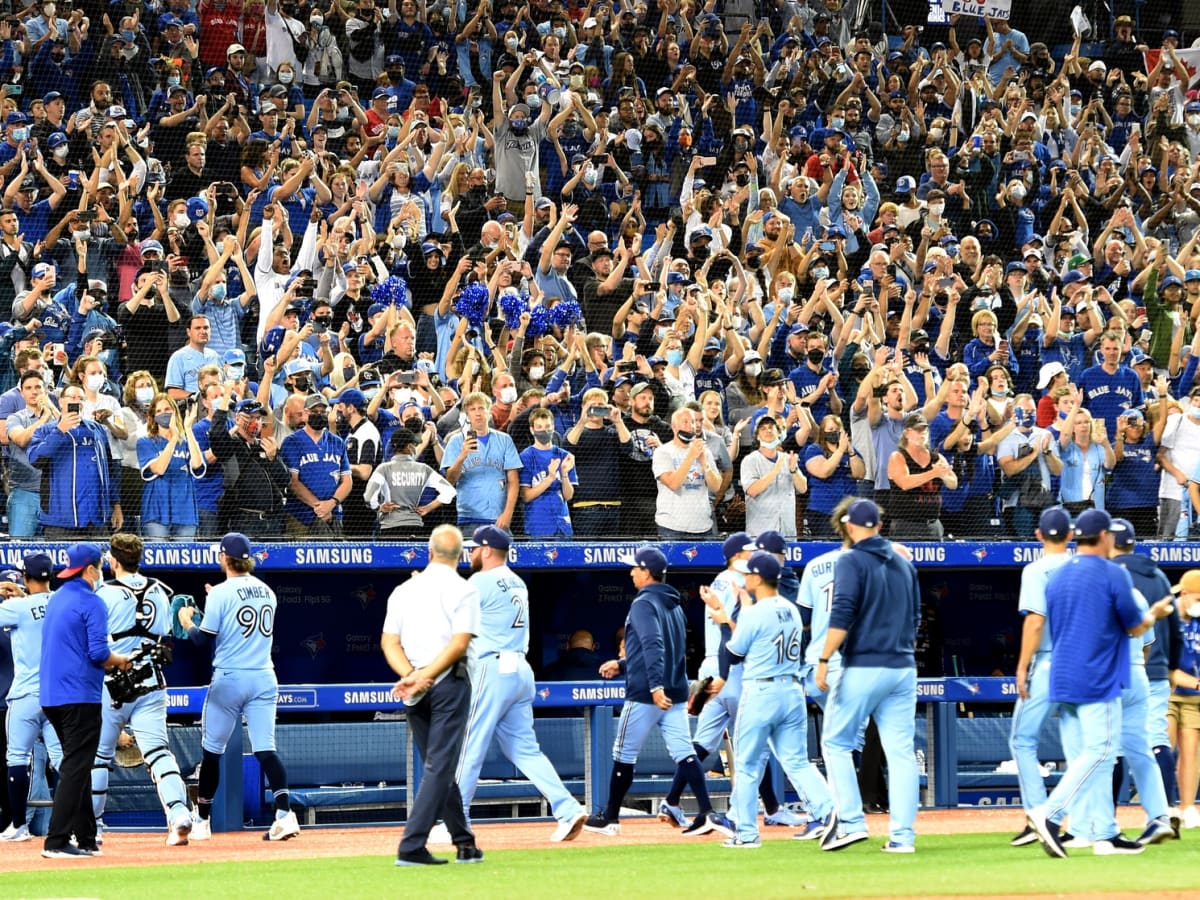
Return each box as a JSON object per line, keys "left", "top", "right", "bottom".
{"left": 585, "top": 547, "right": 732, "bottom": 838}
{"left": 817, "top": 499, "right": 921, "bottom": 853}
{"left": 800, "top": 500, "right": 855, "bottom": 712}
{"left": 659, "top": 533, "right": 808, "bottom": 832}
{"left": 723, "top": 551, "right": 835, "bottom": 848}
{"left": 90, "top": 534, "right": 193, "bottom": 846}
{"left": 179, "top": 532, "right": 299, "bottom": 842}
{"left": 454, "top": 525, "right": 588, "bottom": 842}
{"left": 1008, "top": 507, "right": 1074, "bottom": 848}
{"left": 0, "top": 554, "right": 63, "bottom": 843}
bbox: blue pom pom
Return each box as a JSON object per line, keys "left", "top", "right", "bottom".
{"left": 527, "top": 304, "right": 552, "bottom": 338}
{"left": 370, "top": 276, "right": 410, "bottom": 309}
{"left": 454, "top": 282, "right": 492, "bottom": 329}
{"left": 498, "top": 291, "right": 527, "bottom": 329}
{"left": 550, "top": 299, "right": 582, "bottom": 330}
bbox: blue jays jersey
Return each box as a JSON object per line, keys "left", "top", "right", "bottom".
{"left": 799, "top": 547, "right": 844, "bottom": 667}
{"left": 95, "top": 574, "right": 173, "bottom": 656}
{"left": 281, "top": 428, "right": 351, "bottom": 524}
{"left": 201, "top": 575, "right": 277, "bottom": 671}
{"left": 1019, "top": 553, "right": 1072, "bottom": 654}
{"left": 469, "top": 565, "right": 529, "bottom": 656}
{"left": 727, "top": 595, "right": 804, "bottom": 680}
{"left": 705, "top": 569, "right": 743, "bottom": 659}
{"left": 0, "top": 592, "right": 50, "bottom": 700}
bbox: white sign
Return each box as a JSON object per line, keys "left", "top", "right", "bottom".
{"left": 938, "top": 0, "right": 1011, "bottom": 20}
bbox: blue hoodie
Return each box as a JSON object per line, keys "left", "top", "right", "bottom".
{"left": 620, "top": 581, "right": 688, "bottom": 704}
{"left": 1113, "top": 551, "right": 1182, "bottom": 682}
{"left": 831, "top": 535, "right": 920, "bottom": 669}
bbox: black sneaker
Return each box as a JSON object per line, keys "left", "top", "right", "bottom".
{"left": 455, "top": 844, "right": 485, "bottom": 864}
{"left": 583, "top": 814, "right": 620, "bottom": 836}
{"left": 1027, "top": 811, "right": 1067, "bottom": 859}
{"left": 1010, "top": 825, "right": 1039, "bottom": 847}
{"left": 395, "top": 848, "right": 449, "bottom": 867}
{"left": 41, "top": 845, "right": 89, "bottom": 860}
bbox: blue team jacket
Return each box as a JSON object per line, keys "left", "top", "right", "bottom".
{"left": 831, "top": 535, "right": 921, "bottom": 669}
{"left": 39, "top": 578, "right": 111, "bottom": 707}
{"left": 620, "top": 582, "right": 688, "bottom": 704}
{"left": 1114, "top": 552, "right": 1181, "bottom": 681}
{"left": 27, "top": 421, "right": 119, "bottom": 528}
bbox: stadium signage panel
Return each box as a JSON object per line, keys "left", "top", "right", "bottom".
{"left": 939, "top": 0, "right": 1011, "bottom": 19}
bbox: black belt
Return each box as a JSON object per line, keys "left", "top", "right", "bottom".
{"left": 754, "top": 675, "right": 801, "bottom": 683}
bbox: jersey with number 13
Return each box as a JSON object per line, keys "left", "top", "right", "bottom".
{"left": 202, "top": 575, "right": 277, "bottom": 671}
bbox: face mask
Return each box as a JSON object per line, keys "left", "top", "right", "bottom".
{"left": 929, "top": 202, "right": 944, "bottom": 217}
{"left": 510, "top": 118, "right": 529, "bottom": 133}
{"left": 824, "top": 430, "right": 841, "bottom": 442}
{"left": 167, "top": 76, "right": 181, "bottom": 87}
{"left": 85, "top": 373, "right": 105, "bottom": 392}
{"left": 666, "top": 349, "right": 684, "bottom": 367}
{"left": 392, "top": 388, "right": 414, "bottom": 406}
{"left": 154, "top": 412, "right": 174, "bottom": 429}
{"left": 280, "top": 71, "right": 294, "bottom": 84}
{"left": 532, "top": 429, "right": 553, "bottom": 444}
{"left": 735, "top": 172, "right": 750, "bottom": 187}
{"left": 173, "top": 212, "right": 190, "bottom": 229}
{"left": 569, "top": 75, "right": 584, "bottom": 91}
{"left": 897, "top": 128, "right": 910, "bottom": 142}
{"left": 386, "top": 124, "right": 401, "bottom": 140}
{"left": 310, "top": 14, "right": 323, "bottom": 25}
{"left": 307, "top": 411, "right": 327, "bottom": 430}
{"left": 830, "top": 116, "right": 844, "bottom": 130}
{"left": 1011, "top": 184, "right": 1027, "bottom": 201}
{"left": 121, "top": 29, "right": 136, "bottom": 43}
{"left": 44, "top": 4, "right": 56, "bottom": 16}
{"left": 811, "top": 266, "right": 829, "bottom": 280}
{"left": 506, "top": 38, "right": 519, "bottom": 52}
{"left": 526, "top": 94, "right": 541, "bottom": 110}
{"left": 584, "top": 171, "right": 598, "bottom": 187}
{"left": 498, "top": 385, "right": 518, "bottom": 404}
{"left": 778, "top": 287, "right": 794, "bottom": 304}
{"left": 292, "top": 377, "right": 311, "bottom": 392}
{"left": 1189, "top": 115, "right": 1200, "bottom": 128}
{"left": 1014, "top": 409, "right": 1035, "bottom": 428}
{"left": 760, "top": 437, "right": 781, "bottom": 449}
{"left": 135, "top": 386, "right": 154, "bottom": 405}
{"left": 226, "top": 364, "right": 244, "bottom": 381}
{"left": 528, "top": 365, "right": 544, "bottom": 381}
{"left": 72, "top": 229, "right": 90, "bottom": 242}
{"left": 731, "top": 314, "right": 745, "bottom": 331}
{"left": 807, "top": 348, "right": 825, "bottom": 365}
{"left": 992, "top": 386, "right": 1009, "bottom": 397}
{"left": 1189, "top": 406, "right": 1200, "bottom": 420}
{"left": 54, "top": 145, "right": 70, "bottom": 160}
{"left": 676, "top": 429, "right": 695, "bottom": 443}
{"left": 553, "top": 26, "right": 566, "bottom": 38}
{"left": 403, "top": 417, "right": 423, "bottom": 432}
{"left": 12, "top": 127, "right": 26, "bottom": 142}
{"left": 929, "top": 127, "right": 944, "bottom": 142}
{"left": 734, "top": 139, "right": 749, "bottom": 153}
{"left": 211, "top": 282, "right": 227, "bottom": 301}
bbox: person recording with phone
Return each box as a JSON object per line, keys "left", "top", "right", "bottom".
{"left": 27, "top": 384, "right": 123, "bottom": 538}
{"left": 441, "top": 391, "right": 522, "bottom": 530}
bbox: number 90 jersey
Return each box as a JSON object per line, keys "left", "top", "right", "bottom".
{"left": 726, "top": 595, "right": 805, "bottom": 681}
{"left": 468, "top": 565, "right": 530, "bottom": 656}
{"left": 202, "top": 574, "right": 278, "bottom": 671}
{"left": 97, "top": 575, "right": 174, "bottom": 656}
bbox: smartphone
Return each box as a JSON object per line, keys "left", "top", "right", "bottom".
{"left": 587, "top": 405, "right": 612, "bottom": 418}
{"left": 999, "top": 339, "right": 1009, "bottom": 351}
{"left": 52, "top": 342, "right": 65, "bottom": 361}
{"left": 66, "top": 401, "right": 80, "bottom": 416}
{"left": 819, "top": 241, "right": 836, "bottom": 253}
{"left": 592, "top": 155, "right": 606, "bottom": 165}
{"left": 801, "top": 227, "right": 813, "bottom": 244}
{"left": 1136, "top": 305, "right": 1147, "bottom": 317}
{"left": 395, "top": 371, "right": 417, "bottom": 384}
{"left": 8, "top": 84, "right": 21, "bottom": 96}
{"left": 698, "top": 156, "right": 717, "bottom": 167}
{"left": 312, "top": 320, "right": 327, "bottom": 334}
{"left": 886, "top": 263, "right": 898, "bottom": 279}
{"left": 936, "top": 277, "right": 955, "bottom": 289}
{"left": 616, "top": 360, "right": 636, "bottom": 372}
{"left": 77, "top": 210, "right": 97, "bottom": 223}
{"left": 861, "top": 278, "right": 874, "bottom": 294}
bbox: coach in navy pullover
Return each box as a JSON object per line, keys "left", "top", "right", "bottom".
{"left": 619, "top": 580, "right": 688, "bottom": 705}
{"left": 829, "top": 527, "right": 921, "bottom": 669}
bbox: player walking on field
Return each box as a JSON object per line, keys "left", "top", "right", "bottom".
{"left": 180, "top": 532, "right": 299, "bottom": 842}
{"left": 454, "top": 525, "right": 588, "bottom": 842}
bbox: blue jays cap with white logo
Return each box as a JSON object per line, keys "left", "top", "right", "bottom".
{"left": 722, "top": 531, "right": 752, "bottom": 562}
{"left": 141, "top": 239, "right": 164, "bottom": 256}
{"left": 841, "top": 499, "right": 881, "bottom": 528}
{"left": 1162, "top": 275, "right": 1183, "bottom": 290}
{"left": 334, "top": 388, "right": 366, "bottom": 409}
{"left": 618, "top": 546, "right": 668, "bottom": 578}
{"left": 234, "top": 399, "right": 266, "bottom": 416}
{"left": 1038, "top": 507, "right": 1071, "bottom": 539}
{"left": 58, "top": 543, "right": 103, "bottom": 579}
{"left": 1073, "top": 508, "right": 1112, "bottom": 539}
{"left": 667, "top": 271, "right": 688, "bottom": 285}
{"left": 1110, "top": 517, "right": 1136, "bottom": 548}
{"left": 746, "top": 530, "right": 787, "bottom": 555}
{"left": 223, "top": 349, "right": 246, "bottom": 366}
{"left": 734, "top": 551, "right": 782, "bottom": 581}
{"left": 259, "top": 326, "right": 287, "bottom": 359}
{"left": 465, "top": 525, "right": 512, "bottom": 552}
{"left": 1186, "top": 269, "right": 1200, "bottom": 282}
{"left": 219, "top": 532, "right": 253, "bottom": 560}
{"left": 20, "top": 552, "right": 54, "bottom": 581}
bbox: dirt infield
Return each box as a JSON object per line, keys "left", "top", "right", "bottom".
{"left": 0, "top": 805, "right": 1161, "bottom": 875}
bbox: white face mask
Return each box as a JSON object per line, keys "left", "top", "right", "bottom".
{"left": 392, "top": 388, "right": 415, "bottom": 406}
{"left": 1010, "top": 184, "right": 1027, "bottom": 201}
{"left": 1189, "top": 114, "right": 1200, "bottom": 128}
{"left": 135, "top": 386, "right": 154, "bottom": 405}
{"left": 928, "top": 202, "right": 945, "bottom": 217}
{"left": 929, "top": 127, "right": 944, "bottom": 142}
{"left": 53, "top": 145, "right": 69, "bottom": 160}
{"left": 528, "top": 365, "right": 544, "bottom": 381}
{"left": 744, "top": 362, "right": 762, "bottom": 377}
{"left": 173, "top": 212, "right": 190, "bottom": 229}
{"left": 85, "top": 373, "right": 105, "bottom": 392}
{"left": 778, "top": 287, "right": 794, "bottom": 304}
{"left": 498, "top": 385, "right": 518, "bottom": 404}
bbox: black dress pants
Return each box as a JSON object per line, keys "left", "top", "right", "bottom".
{"left": 42, "top": 703, "right": 102, "bottom": 851}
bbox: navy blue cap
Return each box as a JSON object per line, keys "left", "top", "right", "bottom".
{"left": 1038, "top": 507, "right": 1071, "bottom": 539}
{"left": 841, "top": 499, "right": 881, "bottom": 528}
{"left": 667, "top": 271, "right": 688, "bottom": 285}
{"left": 335, "top": 388, "right": 366, "bottom": 409}
{"left": 19, "top": 552, "right": 54, "bottom": 581}
{"left": 1073, "top": 508, "right": 1112, "bottom": 539}
{"left": 735, "top": 550, "right": 782, "bottom": 581}
{"left": 746, "top": 530, "right": 787, "bottom": 555}
{"left": 234, "top": 399, "right": 267, "bottom": 416}
{"left": 0, "top": 568, "right": 22, "bottom": 586}
{"left": 722, "top": 531, "right": 752, "bottom": 562}
{"left": 1111, "top": 517, "right": 1136, "bottom": 548}
{"left": 618, "top": 546, "right": 668, "bottom": 578}
{"left": 58, "top": 543, "right": 103, "bottom": 579}
{"left": 219, "top": 532, "right": 253, "bottom": 560}
{"left": 465, "top": 524, "right": 512, "bottom": 552}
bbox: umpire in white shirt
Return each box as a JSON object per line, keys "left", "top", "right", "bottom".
{"left": 382, "top": 524, "right": 483, "bottom": 867}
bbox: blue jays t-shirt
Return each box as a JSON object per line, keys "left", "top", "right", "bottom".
{"left": 1078, "top": 364, "right": 1144, "bottom": 440}
{"left": 442, "top": 429, "right": 522, "bottom": 523}
{"left": 518, "top": 443, "right": 576, "bottom": 537}
{"left": 280, "top": 428, "right": 351, "bottom": 525}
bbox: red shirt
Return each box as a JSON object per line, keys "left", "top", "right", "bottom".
{"left": 199, "top": 0, "right": 243, "bottom": 68}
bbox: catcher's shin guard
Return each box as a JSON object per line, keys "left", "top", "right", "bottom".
{"left": 91, "top": 757, "right": 113, "bottom": 819}
{"left": 144, "top": 744, "right": 189, "bottom": 818}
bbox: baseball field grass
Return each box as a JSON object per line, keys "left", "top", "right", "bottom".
{"left": 3, "top": 832, "right": 1200, "bottom": 899}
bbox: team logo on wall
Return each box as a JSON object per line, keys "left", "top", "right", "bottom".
{"left": 351, "top": 585, "right": 376, "bottom": 610}
{"left": 682, "top": 547, "right": 699, "bottom": 561}
{"left": 400, "top": 549, "right": 419, "bottom": 563}
{"left": 972, "top": 548, "right": 989, "bottom": 562}
{"left": 302, "top": 633, "right": 327, "bottom": 659}
{"left": 543, "top": 549, "right": 559, "bottom": 562}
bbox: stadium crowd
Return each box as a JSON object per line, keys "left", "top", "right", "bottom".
{"left": 1, "top": 0, "right": 1200, "bottom": 542}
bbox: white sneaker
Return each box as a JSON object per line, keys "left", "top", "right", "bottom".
{"left": 550, "top": 812, "right": 587, "bottom": 843}
{"left": 428, "top": 822, "right": 452, "bottom": 844}
{"left": 166, "top": 812, "right": 193, "bottom": 846}
{"left": 94, "top": 819, "right": 104, "bottom": 846}
{"left": 266, "top": 810, "right": 300, "bottom": 842}
{"left": 1062, "top": 834, "right": 1092, "bottom": 849}
{"left": 1183, "top": 806, "right": 1200, "bottom": 830}
{"left": 0, "top": 823, "right": 31, "bottom": 842}
{"left": 190, "top": 816, "right": 212, "bottom": 841}
{"left": 764, "top": 806, "right": 809, "bottom": 827}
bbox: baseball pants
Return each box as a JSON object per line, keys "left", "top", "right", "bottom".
{"left": 1009, "top": 651, "right": 1054, "bottom": 812}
